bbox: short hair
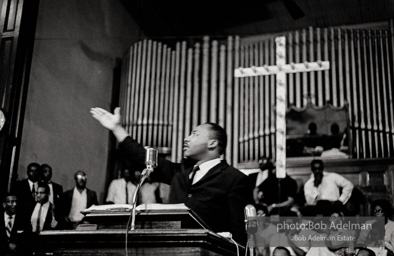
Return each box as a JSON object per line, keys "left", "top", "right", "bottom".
{"left": 204, "top": 122, "right": 227, "bottom": 155}
{"left": 27, "top": 162, "right": 40, "bottom": 171}
{"left": 273, "top": 246, "right": 291, "bottom": 256}
{"left": 3, "top": 193, "right": 17, "bottom": 202}
{"left": 74, "top": 170, "right": 86, "bottom": 178}
{"left": 357, "top": 248, "right": 376, "bottom": 256}
{"left": 371, "top": 199, "right": 392, "bottom": 216}
{"left": 308, "top": 122, "right": 317, "bottom": 134}
{"left": 330, "top": 123, "right": 340, "bottom": 135}
{"left": 40, "top": 163, "right": 52, "bottom": 172}
{"left": 255, "top": 204, "right": 269, "bottom": 215}
{"left": 36, "top": 182, "right": 50, "bottom": 194}
{"left": 310, "top": 159, "right": 324, "bottom": 169}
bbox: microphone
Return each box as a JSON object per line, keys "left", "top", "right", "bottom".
{"left": 145, "top": 147, "right": 158, "bottom": 168}
{"left": 142, "top": 148, "right": 158, "bottom": 176}
{"left": 244, "top": 204, "right": 257, "bottom": 232}
{"left": 130, "top": 147, "right": 158, "bottom": 231}
{"left": 244, "top": 204, "right": 258, "bottom": 256}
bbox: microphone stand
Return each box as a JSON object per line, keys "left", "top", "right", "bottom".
{"left": 130, "top": 165, "right": 154, "bottom": 230}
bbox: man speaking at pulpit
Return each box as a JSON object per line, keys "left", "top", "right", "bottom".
{"left": 91, "top": 107, "right": 251, "bottom": 245}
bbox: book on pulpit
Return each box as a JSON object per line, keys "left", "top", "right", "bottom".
{"left": 81, "top": 203, "right": 188, "bottom": 215}
{"left": 79, "top": 203, "right": 210, "bottom": 230}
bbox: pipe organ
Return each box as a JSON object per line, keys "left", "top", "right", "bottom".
{"left": 119, "top": 26, "right": 394, "bottom": 167}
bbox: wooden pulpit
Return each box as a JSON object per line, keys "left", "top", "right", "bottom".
{"left": 34, "top": 204, "right": 244, "bottom": 256}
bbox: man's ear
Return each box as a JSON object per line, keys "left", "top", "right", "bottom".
{"left": 207, "top": 139, "right": 218, "bottom": 149}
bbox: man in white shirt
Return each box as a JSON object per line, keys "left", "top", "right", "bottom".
{"left": 62, "top": 170, "right": 98, "bottom": 229}
{"left": 30, "top": 183, "right": 59, "bottom": 233}
{"left": 106, "top": 169, "right": 137, "bottom": 204}
{"left": 304, "top": 159, "right": 353, "bottom": 209}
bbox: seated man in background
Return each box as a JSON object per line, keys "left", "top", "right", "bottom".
{"left": 248, "top": 157, "right": 271, "bottom": 205}
{"left": 304, "top": 159, "right": 353, "bottom": 209}
{"left": 106, "top": 168, "right": 137, "bottom": 204}
{"left": 39, "top": 164, "right": 63, "bottom": 211}
{"left": 256, "top": 158, "right": 298, "bottom": 215}
{"left": 134, "top": 170, "right": 162, "bottom": 204}
{"left": 62, "top": 170, "right": 98, "bottom": 229}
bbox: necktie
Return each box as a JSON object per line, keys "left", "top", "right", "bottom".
{"left": 125, "top": 182, "right": 129, "bottom": 204}
{"left": 36, "top": 204, "right": 43, "bottom": 233}
{"left": 6, "top": 215, "right": 12, "bottom": 238}
{"left": 189, "top": 166, "right": 200, "bottom": 185}
{"left": 32, "top": 183, "right": 36, "bottom": 196}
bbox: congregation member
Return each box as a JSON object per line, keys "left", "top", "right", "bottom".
{"left": 370, "top": 199, "right": 394, "bottom": 255}
{"left": 106, "top": 168, "right": 137, "bottom": 204}
{"left": 1, "top": 193, "right": 32, "bottom": 255}
{"left": 91, "top": 107, "right": 251, "bottom": 245}
{"left": 304, "top": 159, "right": 353, "bottom": 208}
{"left": 248, "top": 157, "right": 272, "bottom": 204}
{"left": 255, "top": 157, "right": 298, "bottom": 215}
{"left": 62, "top": 170, "right": 98, "bottom": 229}
{"left": 16, "top": 162, "right": 40, "bottom": 206}
{"left": 135, "top": 169, "right": 162, "bottom": 204}
{"left": 39, "top": 164, "right": 63, "bottom": 210}
{"left": 29, "top": 183, "right": 61, "bottom": 234}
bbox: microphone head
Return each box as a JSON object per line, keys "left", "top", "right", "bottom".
{"left": 244, "top": 204, "right": 257, "bottom": 217}
{"left": 145, "top": 147, "right": 158, "bottom": 168}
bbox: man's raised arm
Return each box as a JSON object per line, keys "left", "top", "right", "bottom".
{"left": 90, "top": 107, "right": 128, "bottom": 142}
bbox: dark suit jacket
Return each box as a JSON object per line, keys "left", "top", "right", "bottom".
{"left": 62, "top": 188, "right": 98, "bottom": 218}
{"left": 28, "top": 202, "right": 61, "bottom": 232}
{"left": 0, "top": 210, "right": 32, "bottom": 254}
{"left": 119, "top": 136, "right": 251, "bottom": 245}
{"left": 247, "top": 172, "right": 259, "bottom": 203}
{"left": 15, "top": 179, "right": 36, "bottom": 206}
{"left": 50, "top": 182, "right": 63, "bottom": 210}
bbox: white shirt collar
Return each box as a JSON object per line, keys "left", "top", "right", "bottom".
{"left": 73, "top": 187, "right": 87, "bottom": 194}
{"left": 198, "top": 158, "right": 221, "bottom": 173}
{"left": 28, "top": 179, "right": 37, "bottom": 190}
{"left": 189, "top": 158, "right": 221, "bottom": 184}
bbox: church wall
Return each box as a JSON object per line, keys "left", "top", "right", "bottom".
{"left": 18, "top": 0, "right": 142, "bottom": 203}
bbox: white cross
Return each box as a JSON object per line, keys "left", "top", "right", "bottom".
{"left": 234, "top": 36, "right": 330, "bottom": 178}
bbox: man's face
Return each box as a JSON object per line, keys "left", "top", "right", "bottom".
{"left": 311, "top": 163, "right": 324, "bottom": 186}
{"left": 311, "top": 163, "right": 324, "bottom": 176}
{"left": 183, "top": 124, "right": 214, "bottom": 160}
{"left": 3, "top": 195, "right": 17, "bottom": 215}
{"left": 259, "top": 158, "right": 270, "bottom": 171}
{"left": 373, "top": 205, "right": 384, "bottom": 217}
{"left": 35, "top": 187, "right": 49, "bottom": 204}
{"left": 27, "top": 165, "right": 39, "bottom": 182}
{"left": 41, "top": 166, "right": 52, "bottom": 182}
{"left": 123, "top": 169, "right": 132, "bottom": 182}
{"left": 75, "top": 173, "right": 87, "bottom": 188}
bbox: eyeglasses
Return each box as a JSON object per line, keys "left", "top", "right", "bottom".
{"left": 34, "top": 192, "right": 46, "bottom": 195}
{"left": 76, "top": 175, "right": 87, "bottom": 180}
{"left": 374, "top": 209, "right": 383, "bottom": 213}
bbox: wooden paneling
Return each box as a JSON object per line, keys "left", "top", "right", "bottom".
{"left": 0, "top": 0, "right": 40, "bottom": 197}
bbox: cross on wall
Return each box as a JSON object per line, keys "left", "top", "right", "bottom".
{"left": 234, "top": 36, "right": 330, "bottom": 178}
